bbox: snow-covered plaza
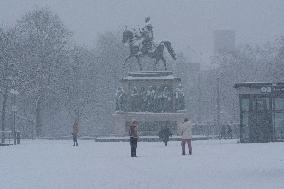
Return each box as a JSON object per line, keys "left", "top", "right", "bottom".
{"left": 0, "top": 139, "right": 283, "bottom": 189}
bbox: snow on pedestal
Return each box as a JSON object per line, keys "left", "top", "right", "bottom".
{"left": 113, "top": 71, "right": 187, "bottom": 136}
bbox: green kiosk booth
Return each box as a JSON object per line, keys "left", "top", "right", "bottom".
{"left": 235, "top": 82, "right": 284, "bottom": 143}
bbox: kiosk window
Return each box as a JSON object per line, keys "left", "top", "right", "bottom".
{"left": 240, "top": 98, "right": 249, "bottom": 112}
{"left": 274, "top": 98, "right": 284, "bottom": 111}
{"left": 256, "top": 98, "right": 270, "bottom": 112}
{"left": 274, "top": 113, "right": 284, "bottom": 139}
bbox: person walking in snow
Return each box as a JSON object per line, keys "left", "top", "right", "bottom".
{"left": 72, "top": 119, "right": 79, "bottom": 146}
{"left": 227, "top": 124, "right": 233, "bottom": 139}
{"left": 179, "top": 118, "right": 192, "bottom": 155}
{"left": 219, "top": 124, "right": 226, "bottom": 139}
{"left": 158, "top": 126, "right": 172, "bottom": 146}
{"left": 129, "top": 120, "right": 139, "bottom": 157}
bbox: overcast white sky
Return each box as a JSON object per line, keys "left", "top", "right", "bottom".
{"left": 0, "top": 0, "right": 284, "bottom": 64}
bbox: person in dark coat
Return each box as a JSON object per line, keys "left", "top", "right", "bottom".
{"left": 72, "top": 119, "right": 79, "bottom": 146}
{"left": 129, "top": 120, "right": 139, "bottom": 157}
{"left": 227, "top": 124, "right": 233, "bottom": 139}
{"left": 219, "top": 124, "right": 226, "bottom": 139}
{"left": 158, "top": 127, "right": 172, "bottom": 146}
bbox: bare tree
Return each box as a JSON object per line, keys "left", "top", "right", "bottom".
{"left": 62, "top": 46, "right": 96, "bottom": 122}
{"left": 0, "top": 28, "right": 18, "bottom": 143}
{"left": 14, "top": 8, "right": 71, "bottom": 137}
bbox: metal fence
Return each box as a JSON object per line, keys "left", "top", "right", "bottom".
{"left": 0, "top": 131, "right": 20, "bottom": 146}
{"left": 192, "top": 123, "right": 240, "bottom": 139}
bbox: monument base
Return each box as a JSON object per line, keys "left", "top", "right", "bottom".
{"left": 113, "top": 71, "right": 187, "bottom": 136}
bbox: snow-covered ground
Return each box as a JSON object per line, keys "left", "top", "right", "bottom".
{"left": 0, "top": 139, "right": 283, "bottom": 189}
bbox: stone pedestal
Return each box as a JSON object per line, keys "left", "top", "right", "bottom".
{"left": 112, "top": 71, "right": 187, "bottom": 136}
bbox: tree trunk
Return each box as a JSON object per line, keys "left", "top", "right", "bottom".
{"left": 1, "top": 88, "right": 8, "bottom": 143}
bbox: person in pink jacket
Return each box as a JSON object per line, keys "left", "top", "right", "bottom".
{"left": 179, "top": 118, "right": 192, "bottom": 155}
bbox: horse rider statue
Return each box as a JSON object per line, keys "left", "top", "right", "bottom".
{"left": 134, "top": 17, "right": 155, "bottom": 55}
{"left": 122, "top": 17, "right": 176, "bottom": 71}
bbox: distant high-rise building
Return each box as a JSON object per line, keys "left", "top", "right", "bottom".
{"left": 176, "top": 61, "right": 201, "bottom": 121}
{"left": 214, "top": 30, "right": 235, "bottom": 55}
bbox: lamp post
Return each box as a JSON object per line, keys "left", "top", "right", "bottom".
{"left": 216, "top": 69, "right": 224, "bottom": 131}
{"left": 216, "top": 77, "right": 221, "bottom": 130}
{"left": 10, "top": 88, "right": 19, "bottom": 145}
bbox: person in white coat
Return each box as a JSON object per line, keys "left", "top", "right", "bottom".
{"left": 179, "top": 118, "right": 192, "bottom": 155}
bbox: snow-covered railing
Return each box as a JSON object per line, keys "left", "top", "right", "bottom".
{"left": 0, "top": 131, "right": 13, "bottom": 146}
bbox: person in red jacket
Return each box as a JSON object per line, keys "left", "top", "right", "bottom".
{"left": 129, "top": 120, "right": 138, "bottom": 157}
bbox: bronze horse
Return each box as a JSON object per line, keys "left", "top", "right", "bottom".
{"left": 122, "top": 29, "right": 176, "bottom": 71}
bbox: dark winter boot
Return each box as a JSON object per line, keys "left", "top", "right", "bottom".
{"left": 182, "top": 141, "right": 185, "bottom": 155}
{"left": 133, "top": 148, "right": 137, "bottom": 157}
{"left": 131, "top": 147, "right": 135, "bottom": 157}
{"left": 165, "top": 141, "right": 168, "bottom": 146}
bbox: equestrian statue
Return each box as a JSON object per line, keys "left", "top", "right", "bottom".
{"left": 122, "top": 17, "right": 176, "bottom": 71}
